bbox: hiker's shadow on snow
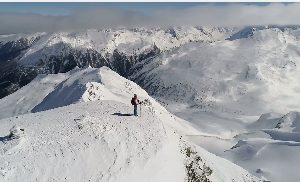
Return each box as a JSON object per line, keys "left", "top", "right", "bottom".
{"left": 0, "top": 135, "right": 12, "bottom": 142}
{"left": 112, "top": 113, "right": 133, "bottom": 116}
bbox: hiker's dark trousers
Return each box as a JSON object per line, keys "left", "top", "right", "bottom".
{"left": 134, "top": 105, "right": 138, "bottom": 116}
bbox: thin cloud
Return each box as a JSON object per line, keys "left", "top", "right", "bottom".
{"left": 0, "top": 3, "right": 300, "bottom": 34}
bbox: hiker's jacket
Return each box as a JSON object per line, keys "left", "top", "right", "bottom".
{"left": 131, "top": 97, "right": 140, "bottom": 106}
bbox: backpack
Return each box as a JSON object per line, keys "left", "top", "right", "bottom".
{"left": 131, "top": 98, "right": 135, "bottom": 105}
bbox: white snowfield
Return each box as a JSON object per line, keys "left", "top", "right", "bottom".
{"left": 0, "top": 67, "right": 260, "bottom": 182}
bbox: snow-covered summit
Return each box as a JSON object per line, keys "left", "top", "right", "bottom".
{"left": 0, "top": 66, "right": 197, "bottom": 135}
{"left": 0, "top": 66, "right": 261, "bottom": 182}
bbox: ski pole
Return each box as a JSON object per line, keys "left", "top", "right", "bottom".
{"left": 140, "top": 103, "right": 142, "bottom": 117}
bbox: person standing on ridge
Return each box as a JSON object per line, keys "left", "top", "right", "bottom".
{"left": 131, "top": 94, "right": 140, "bottom": 116}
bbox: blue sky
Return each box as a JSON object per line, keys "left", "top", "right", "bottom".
{"left": 0, "top": 2, "right": 274, "bottom": 15}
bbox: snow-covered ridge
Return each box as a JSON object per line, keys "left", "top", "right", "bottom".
{"left": 0, "top": 66, "right": 198, "bottom": 134}
{"left": 0, "top": 66, "right": 260, "bottom": 182}
{"left": 0, "top": 32, "right": 46, "bottom": 45}
{"left": 227, "top": 25, "right": 300, "bottom": 40}
{"left": 0, "top": 101, "right": 260, "bottom": 182}
{"left": 12, "top": 27, "right": 234, "bottom": 65}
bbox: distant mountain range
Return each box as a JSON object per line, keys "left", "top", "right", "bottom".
{"left": 0, "top": 26, "right": 234, "bottom": 98}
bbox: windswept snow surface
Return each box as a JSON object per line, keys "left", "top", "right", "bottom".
{"left": 0, "top": 67, "right": 260, "bottom": 182}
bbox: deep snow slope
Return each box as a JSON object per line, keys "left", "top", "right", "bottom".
{"left": 0, "top": 67, "right": 260, "bottom": 182}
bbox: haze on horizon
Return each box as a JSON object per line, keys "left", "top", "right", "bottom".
{"left": 0, "top": 2, "right": 299, "bottom": 34}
